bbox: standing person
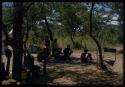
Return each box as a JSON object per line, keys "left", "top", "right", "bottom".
{"left": 26, "top": 51, "right": 34, "bottom": 72}
{"left": 43, "top": 35, "right": 51, "bottom": 62}
{"left": 52, "top": 38, "right": 58, "bottom": 57}
{"left": 63, "top": 45, "right": 73, "bottom": 62}
{"left": 44, "top": 35, "right": 50, "bottom": 49}
{"left": 43, "top": 35, "right": 50, "bottom": 76}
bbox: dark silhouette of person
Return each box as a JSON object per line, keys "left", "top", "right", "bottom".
{"left": 43, "top": 35, "right": 50, "bottom": 75}
{"left": 43, "top": 35, "right": 50, "bottom": 62}
{"left": 81, "top": 49, "right": 93, "bottom": 63}
{"left": 54, "top": 48, "right": 62, "bottom": 61}
{"left": 25, "top": 51, "right": 34, "bottom": 77}
{"left": 32, "top": 65, "right": 40, "bottom": 78}
{"left": 44, "top": 35, "right": 50, "bottom": 49}
{"left": 81, "top": 49, "right": 88, "bottom": 63}
{"left": 63, "top": 45, "right": 73, "bottom": 62}
{"left": 87, "top": 53, "right": 93, "bottom": 63}
{"left": 25, "top": 51, "right": 41, "bottom": 78}
{"left": 37, "top": 49, "right": 44, "bottom": 62}
{"left": 5, "top": 48, "right": 12, "bottom": 78}
{"left": 52, "top": 38, "right": 58, "bottom": 57}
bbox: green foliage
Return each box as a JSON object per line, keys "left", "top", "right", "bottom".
{"left": 2, "top": 2, "right": 123, "bottom": 50}
{"left": 2, "top": 8, "right": 13, "bottom": 31}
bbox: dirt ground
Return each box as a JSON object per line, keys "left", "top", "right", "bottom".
{"left": 71, "top": 50, "right": 123, "bottom": 74}
{"left": 1, "top": 49, "right": 123, "bottom": 85}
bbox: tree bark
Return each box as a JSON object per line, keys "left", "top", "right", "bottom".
{"left": 12, "top": 3, "right": 24, "bottom": 81}
{"left": 24, "top": 15, "right": 30, "bottom": 67}
{"left": 70, "top": 33, "right": 75, "bottom": 46}
{"left": 90, "top": 34, "right": 104, "bottom": 68}
{"left": 89, "top": 2, "right": 104, "bottom": 69}
{"left": 43, "top": 17, "right": 54, "bottom": 76}
{"left": 44, "top": 17, "right": 53, "bottom": 42}
{"left": 6, "top": 58, "right": 11, "bottom": 77}
{"left": 0, "top": 2, "right": 2, "bottom": 79}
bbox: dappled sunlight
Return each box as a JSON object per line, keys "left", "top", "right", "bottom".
{"left": 1, "top": 2, "right": 123, "bottom": 85}
{"left": 52, "top": 76, "right": 77, "bottom": 85}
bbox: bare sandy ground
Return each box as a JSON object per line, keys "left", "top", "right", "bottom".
{"left": 1, "top": 49, "right": 123, "bottom": 85}
{"left": 71, "top": 50, "right": 123, "bottom": 74}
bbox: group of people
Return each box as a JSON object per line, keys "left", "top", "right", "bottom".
{"left": 39, "top": 35, "right": 93, "bottom": 63}
{"left": 1, "top": 35, "right": 93, "bottom": 81}
{"left": 40, "top": 35, "right": 73, "bottom": 62}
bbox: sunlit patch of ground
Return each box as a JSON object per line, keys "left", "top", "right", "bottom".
{"left": 51, "top": 76, "right": 77, "bottom": 85}
{"left": 46, "top": 62, "right": 123, "bottom": 85}
{"left": 1, "top": 49, "right": 123, "bottom": 85}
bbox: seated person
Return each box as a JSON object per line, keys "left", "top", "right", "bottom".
{"left": 81, "top": 49, "right": 93, "bottom": 63}
{"left": 37, "top": 49, "right": 44, "bottom": 62}
{"left": 54, "top": 48, "right": 63, "bottom": 61}
{"left": 54, "top": 48, "right": 59, "bottom": 60}
{"left": 87, "top": 53, "right": 93, "bottom": 63}
{"left": 63, "top": 45, "right": 73, "bottom": 62}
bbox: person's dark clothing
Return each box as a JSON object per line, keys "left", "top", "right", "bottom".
{"left": 63, "top": 48, "right": 72, "bottom": 61}
{"left": 32, "top": 65, "right": 40, "bottom": 78}
{"left": 52, "top": 48, "right": 57, "bottom": 57}
{"left": 44, "top": 37, "right": 50, "bottom": 62}
{"left": 44, "top": 39, "right": 50, "bottom": 48}
{"left": 43, "top": 48, "right": 50, "bottom": 62}
{"left": 26, "top": 53, "right": 34, "bottom": 72}
{"left": 52, "top": 39, "right": 58, "bottom": 56}
{"left": 37, "top": 49, "right": 44, "bottom": 62}
{"left": 81, "top": 53, "right": 93, "bottom": 63}
{"left": 54, "top": 48, "right": 62, "bottom": 60}
{"left": 81, "top": 53, "right": 88, "bottom": 63}
{"left": 87, "top": 53, "right": 93, "bottom": 62}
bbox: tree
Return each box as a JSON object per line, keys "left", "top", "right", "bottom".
{"left": 59, "top": 3, "right": 83, "bottom": 47}
{"left": 111, "top": 3, "right": 124, "bottom": 44}
{"left": 0, "top": 2, "right": 2, "bottom": 80}
{"left": 12, "top": 2, "right": 24, "bottom": 81}
{"left": 89, "top": 2, "right": 105, "bottom": 69}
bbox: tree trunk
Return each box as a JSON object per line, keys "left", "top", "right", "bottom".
{"left": 12, "top": 3, "right": 24, "bottom": 81}
{"left": 44, "top": 17, "right": 53, "bottom": 42}
{"left": 43, "top": 59, "right": 47, "bottom": 76}
{"left": 6, "top": 58, "right": 11, "bottom": 77}
{"left": 70, "top": 33, "right": 75, "bottom": 46}
{"left": 44, "top": 17, "right": 54, "bottom": 76}
{"left": 90, "top": 34, "right": 104, "bottom": 68}
{"left": 24, "top": 15, "right": 30, "bottom": 67}
{"left": 0, "top": 2, "right": 2, "bottom": 80}
{"left": 89, "top": 2, "right": 104, "bottom": 69}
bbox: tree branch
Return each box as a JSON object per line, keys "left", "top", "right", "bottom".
{"left": 90, "top": 2, "right": 94, "bottom": 34}
{"left": 24, "top": 2, "right": 34, "bottom": 12}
